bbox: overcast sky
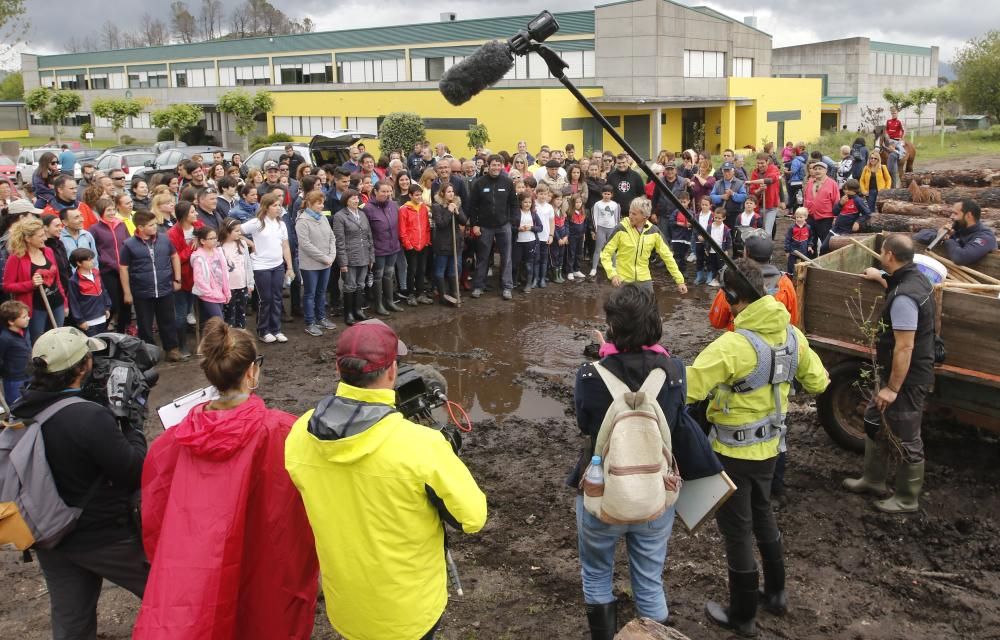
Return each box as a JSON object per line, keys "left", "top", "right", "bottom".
{"left": 15, "top": 0, "right": 988, "bottom": 69}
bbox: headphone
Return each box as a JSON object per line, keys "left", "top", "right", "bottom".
{"left": 720, "top": 266, "right": 740, "bottom": 305}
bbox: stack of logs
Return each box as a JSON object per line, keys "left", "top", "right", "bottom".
{"left": 872, "top": 169, "right": 1000, "bottom": 234}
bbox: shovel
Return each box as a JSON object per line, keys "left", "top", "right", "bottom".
{"left": 443, "top": 214, "right": 460, "bottom": 307}
{"left": 37, "top": 282, "right": 58, "bottom": 330}
{"left": 926, "top": 226, "right": 949, "bottom": 251}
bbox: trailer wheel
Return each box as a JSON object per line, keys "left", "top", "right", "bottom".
{"left": 817, "top": 360, "right": 871, "bottom": 453}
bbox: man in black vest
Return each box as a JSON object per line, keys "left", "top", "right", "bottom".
{"left": 845, "top": 234, "right": 935, "bottom": 513}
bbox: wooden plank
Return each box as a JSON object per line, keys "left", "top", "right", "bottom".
{"left": 802, "top": 269, "right": 885, "bottom": 346}
{"left": 939, "top": 289, "right": 1000, "bottom": 376}
{"left": 931, "top": 249, "right": 1000, "bottom": 281}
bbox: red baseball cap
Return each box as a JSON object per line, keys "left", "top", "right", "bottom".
{"left": 336, "top": 319, "right": 408, "bottom": 373}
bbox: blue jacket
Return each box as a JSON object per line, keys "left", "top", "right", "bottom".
{"left": 915, "top": 222, "right": 998, "bottom": 266}
{"left": 789, "top": 153, "right": 808, "bottom": 184}
{"left": 571, "top": 351, "right": 723, "bottom": 487}
{"left": 668, "top": 207, "right": 693, "bottom": 243}
{"left": 0, "top": 326, "right": 31, "bottom": 380}
{"left": 710, "top": 178, "right": 748, "bottom": 217}
{"left": 68, "top": 270, "right": 112, "bottom": 325}
{"left": 229, "top": 199, "right": 259, "bottom": 223}
{"left": 831, "top": 194, "right": 871, "bottom": 234}
{"left": 60, "top": 228, "right": 99, "bottom": 270}
{"left": 120, "top": 233, "right": 176, "bottom": 299}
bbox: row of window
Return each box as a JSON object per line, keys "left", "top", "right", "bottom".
{"left": 409, "top": 50, "right": 596, "bottom": 82}
{"left": 869, "top": 52, "right": 931, "bottom": 77}
{"left": 683, "top": 50, "right": 754, "bottom": 78}
{"left": 272, "top": 116, "right": 379, "bottom": 137}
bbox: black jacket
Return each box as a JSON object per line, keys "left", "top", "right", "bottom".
{"left": 431, "top": 201, "right": 468, "bottom": 256}
{"left": 607, "top": 168, "right": 645, "bottom": 213}
{"left": 11, "top": 389, "right": 147, "bottom": 550}
{"left": 571, "top": 351, "right": 722, "bottom": 488}
{"left": 876, "top": 263, "right": 936, "bottom": 387}
{"left": 467, "top": 173, "right": 518, "bottom": 230}
{"left": 915, "top": 222, "right": 997, "bottom": 266}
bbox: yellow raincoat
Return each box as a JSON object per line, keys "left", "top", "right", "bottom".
{"left": 285, "top": 382, "right": 487, "bottom": 640}
{"left": 600, "top": 219, "right": 685, "bottom": 285}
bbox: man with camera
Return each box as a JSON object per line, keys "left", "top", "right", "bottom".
{"left": 285, "top": 319, "right": 487, "bottom": 640}
{"left": 12, "top": 328, "right": 148, "bottom": 639}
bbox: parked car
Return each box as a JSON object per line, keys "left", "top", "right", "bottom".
{"left": 16, "top": 147, "right": 60, "bottom": 186}
{"left": 73, "top": 149, "right": 104, "bottom": 181}
{"left": 151, "top": 140, "right": 189, "bottom": 155}
{"left": 0, "top": 154, "right": 16, "bottom": 184}
{"left": 309, "top": 130, "right": 375, "bottom": 168}
{"left": 240, "top": 143, "right": 310, "bottom": 178}
{"left": 131, "top": 145, "right": 225, "bottom": 183}
{"left": 95, "top": 150, "right": 158, "bottom": 178}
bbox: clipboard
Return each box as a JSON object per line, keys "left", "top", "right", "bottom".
{"left": 675, "top": 471, "right": 737, "bottom": 533}
{"left": 157, "top": 386, "right": 219, "bottom": 429}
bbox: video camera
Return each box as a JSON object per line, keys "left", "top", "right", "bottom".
{"left": 395, "top": 362, "right": 462, "bottom": 454}
{"left": 82, "top": 333, "right": 161, "bottom": 429}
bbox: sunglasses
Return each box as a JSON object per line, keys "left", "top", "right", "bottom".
{"left": 112, "top": 176, "right": 126, "bottom": 180}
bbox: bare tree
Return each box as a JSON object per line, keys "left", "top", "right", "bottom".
{"left": 300, "top": 17, "right": 315, "bottom": 33}
{"left": 171, "top": 0, "right": 198, "bottom": 44}
{"left": 199, "top": 0, "right": 222, "bottom": 40}
{"left": 229, "top": 8, "right": 249, "bottom": 39}
{"left": 140, "top": 13, "right": 170, "bottom": 46}
{"left": 101, "top": 20, "right": 121, "bottom": 49}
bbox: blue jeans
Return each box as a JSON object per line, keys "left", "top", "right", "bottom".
{"left": 433, "top": 254, "right": 457, "bottom": 280}
{"left": 575, "top": 495, "right": 676, "bottom": 621}
{"left": 174, "top": 291, "right": 194, "bottom": 329}
{"left": 301, "top": 267, "right": 332, "bottom": 324}
{"left": 29, "top": 304, "right": 65, "bottom": 345}
{"left": 3, "top": 377, "right": 27, "bottom": 404}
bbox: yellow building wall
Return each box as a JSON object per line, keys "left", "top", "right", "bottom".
{"left": 727, "top": 77, "right": 823, "bottom": 149}
{"left": 0, "top": 129, "right": 28, "bottom": 139}
{"left": 734, "top": 106, "right": 757, "bottom": 149}
{"left": 705, "top": 107, "right": 722, "bottom": 154}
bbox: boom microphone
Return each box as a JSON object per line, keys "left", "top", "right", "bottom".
{"left": 439, "top": 40, "right": 515, "bottom": 106}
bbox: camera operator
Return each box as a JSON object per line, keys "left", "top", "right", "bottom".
{"left": 12, "top": 327, "right": 148, "bottom": 639}
{"left": 285, "top": 319, "right": 487, "bottom": 640}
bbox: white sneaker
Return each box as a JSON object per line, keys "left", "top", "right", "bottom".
{"left": 275, "top": 332, "right": 288, "bottom": 343}
{"left": 186, "top": 312, "right": 196, "bottom": 325}
{"left": 260, "top": 333, "right": 277, "bottom": 344}
{"left": 587, "top": 269, "right": 596, "bottom": 277}
{"left": 708, "top": 278, "right": 720, "bottom": 287}
{"left": 686, "top": 252, "right": 697, "bottom": 263}
{"left": 566, "top": 272, "right": 575, "bottom": 281}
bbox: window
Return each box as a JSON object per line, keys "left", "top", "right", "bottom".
{"left": 89, "top": 74, "right": 109, "bottom": 90}
{"left": 128, "top": 113, "right": 151, "bottom": 129}
{"left": 684, "top": 50, "right": 725, "bottom": 78}
{"left": 40, "top": 75, "right": 55, "bottom": 88}
{"left": 732, "top": 57, "right": 753, "bottom": 78}
{"left": 276, "top": 63, "right": 333, "bottom": 85}
{"left": 219, "top": 65, "right": 269, "bottom": 86}
{"left": 346, "top": 117, "right": 378, "bottom": 133}
{"left": 94, "top": 116, "right": 112, "bottom": 128}
{"left": 273, "top": 115, "right": 340, "bottom": 136}
{"left": 57, "top": 73, "right": 85, "bottom": 90}
{"left": 173, "top": 68, "right": 213, "bottom": 87}
{"left": 337, "top": 59, "right": 407, "bottom": 84}
{"left": 127, "top": 71, "right": 166, "bottom": 88}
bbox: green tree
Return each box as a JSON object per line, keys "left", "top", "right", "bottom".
{"left": 0, "top": 71, "right": 23, "bottom": 100}
{"left": 954, "top": 30, "right": 1000, "bottom": 123}
{"left": 907, "top": 87, "right": 937, "bottom": 137}
{"left": 466, "top": 123, "right": 490, "bottom": 152}
{"left": 378, "top": 112, "right": 425, "bottom": 157}
{"left": 151, "top": 103, "right": 204, "bottom": 143}
{"left": 935, "top": 84, "right": 958, "bottom": 146}
{"left": 217, "top": 89, "right": 274, "bottom": 152}
{"left": 24, "top": 87, "right": 83, "bottom": 144}
{"left": 92, "top": 97, "right": 145, "bottom": 143}
{"left": 882, "top": 89, "right": 914, "bottom": 116}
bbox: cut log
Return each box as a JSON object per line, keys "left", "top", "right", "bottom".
{"left": 878, "top": 200, "right": 1000, "bottom": 222}
{"left": 615, "top": 618, "right": 694, "bottom": 640}
{"left": 902, "top": 169, "right": 1000, "bottom": 188}
{"left": 877, "top": 187, "right": 1000, "bottom": 208}
{"left": 867, "top": 213, "right": 998, "bottom": 234}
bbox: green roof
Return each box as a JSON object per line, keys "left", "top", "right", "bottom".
{"left": 822, "top": 96, "right": 858, "bottom": 105}
{"left": 870, "top": 41, "right": 933, "bottom": 56}
{"left": 36, "top": 11, "right": 595, "bottom": 69}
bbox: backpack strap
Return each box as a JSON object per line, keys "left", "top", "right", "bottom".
{"left": 20, "top": 396, "right": 89, "bottom": 426}
{"left": 592, "top": 362, "right": 631, "bottom": 399}
{"left": 637, "top": 368, "right": 667, "bottom": 399}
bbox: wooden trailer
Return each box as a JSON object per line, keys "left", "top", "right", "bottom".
{"left": 794, "top": 234, "right": 1000, "bottom": 451}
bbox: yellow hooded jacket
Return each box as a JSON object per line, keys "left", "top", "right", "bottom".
{"left": 284, "top": 382, "right": 488, "bottom": 640}
{"left": 600, "top": 218, "right": 685, "bottom": 285}
{"left": 686, "top": 295, "right": 829, "bottom": 461}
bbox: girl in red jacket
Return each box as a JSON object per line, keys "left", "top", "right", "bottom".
{"left": 398, "top": 184, "right": 433, "bottom": 305}
{"left": 2, "top": 217, "right": 67, "bottom": 343}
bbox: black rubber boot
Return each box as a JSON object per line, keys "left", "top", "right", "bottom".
{"left": 435, "top": 277, "right": 448, "bottom": 305}
{"left": 705, "top": 569, "right": 759, "bottom": 637}
{"left": 758, "top": 537, "right": 787, "bottom": 616}
{"left": 343, "top": 292, "right": 357, "bottom": 326}
{"left": 585, "top": 601, "right": 617, "bottom": 640}
{"left": 371, "top": 281, "right": 390, "bottom": 316}
{"left": 383, "top": 277, "right": 404, "bottom": 312}
{"left": 352, "top": 291, "right": 369, "bottom": 321}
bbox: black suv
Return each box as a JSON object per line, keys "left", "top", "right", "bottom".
{"left": 132, "top": 145, "right": 228, "bottom": 183}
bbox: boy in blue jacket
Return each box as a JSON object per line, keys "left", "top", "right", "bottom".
{"left": 668, "top": 191, "right": 693, "bottom": 277}
{"left": 0, "top": 300, "right": 31, "bottom": 403}
{"left": 705, "top": 208, "right": 732, "bottom": 287}
{"left": 784, "top": 207, "right": 814, "bottom": 275}
{"left": 822, "top": 179, "right": 871, "bottom": 254}
{"left": 68, "top": 248, "right": 112, "bottom": 337}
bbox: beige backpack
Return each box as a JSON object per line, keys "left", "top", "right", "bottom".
{"left": 581, "top": 364, "right": 681, "bottom": 524}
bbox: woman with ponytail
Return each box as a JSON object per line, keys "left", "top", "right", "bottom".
{"left": 135, "top": 318, "right": 319, "bottom": 640}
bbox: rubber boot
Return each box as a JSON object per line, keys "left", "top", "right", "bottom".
{"left": 874, "top": 461, "right": 924, "bottom": 513}
{"left": 757, "top": 537, "right": 787, "bottom": 616}
{"left": 554, "top": 267, "right": 565, "bottom": 283}
{"left": 343, "top": 292, "right": 357, "bottom": 326}
{"left": 705, "top": 569, "right": 759, "bottom": 638}
{"left": 383, "top": 277, "right": 405, "bottom": 312}
{"left": 523, "top": 263, "right": 534, "bottom": 293}
{"left": 352, "top": 291, "right": 369, "bottom": 321}
{"left": 371, "top": 280, "right": 390, "bottom": 316}
{"left": 435, "top": 277, "right": 449, "bottom": 305}
{"left": 176, "top": 327, "right": 190, "bottom": 358}
{"left": 460, "top": 267, "right": 472, "bottom": 291}
{"left": 585, "top": 601, "right": 617, "bottom": 640}
{"left": 843, "top": 436, "right": 889, "bottom": 496}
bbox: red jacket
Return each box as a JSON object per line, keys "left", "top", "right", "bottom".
{"left": 167, "top": 222, "right": 204, "bottom": 292}
{"left": 136, "top": 395, "right": 319, "bottom": 640}
{"left": 398, "top": 201, "right": 432, "bottom": 251}
{"left": 749, "top": 163, "right": 782, "bottom": 209}
{"left": 803, "top": 177, "right": 840, "bottom": 221}
{"left": 2, "top": 247, "right": 68, "bottom": 315}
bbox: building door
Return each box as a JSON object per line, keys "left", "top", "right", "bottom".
{"left": 623, "top": 115, "right": 651, "bottom": 160}
{"left": 682, "top": 108, "right": 706, "bottom": 151}
{"left": 821, "top": 111, "right": 839, "bottom": 132}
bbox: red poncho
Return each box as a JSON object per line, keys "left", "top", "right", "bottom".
{"left": 134, "top": 395, "right": 319, "bottom": 640}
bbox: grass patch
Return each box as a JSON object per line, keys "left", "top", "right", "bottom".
{"left": 810, "top": 126, "right": 1000, "bottom": 163}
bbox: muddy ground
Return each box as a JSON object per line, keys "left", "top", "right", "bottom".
{"left": 3, "top": 154, "right": 1000, "bottom": 639}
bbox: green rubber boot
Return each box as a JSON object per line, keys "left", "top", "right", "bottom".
{"left": 842, "top": 437, "right": 889, "bottom": 496}
{"left": 875, "top": 461, "right": 924, "bottom": 514}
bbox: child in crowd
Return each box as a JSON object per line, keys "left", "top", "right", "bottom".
{"left": 668, "top": 191, "right": 693, "bottom": 277}
{"left": 566, "top": 194, "right": 587, "bottom": 281}
{"left": 693, "top": 196, "right": 714, "bottom": 285}
{"left": 550, "top": 194, "right": 569, "bottom": 283}
{"left": 512, "top": 191, "right": 542, "bottom": 294}
{"left": 732, "top": 196, "right": 763, "bottom": 257}
{"left": 399, "top": 184, "right": 433, "bottom": 305}
{"left": 590, "top": 185, "right": 621, "bottom": 278}
{"left": 220, "top": 218, "right": 253, "bottom": 329}
{"left": 781, "top": 141, "right": 795, "bottom": 166}
{"left": 0, "top": 300, "right": 31, "bottom": 403}
{"left": 785, "top": 207, "right": 814, "bottom": 275}
{"left": 533, "top": 186, "right": 555, "bottom": 288}
{"left": 823, "top": 178, "right": 871, "bottom": 254}
{"left": 706, "top": 207, "right": 732, "bottom": 287}
{"left": 359, "top": 175, "right": 374, "bottom": 205}
{"left": 190, "top": 226, "right": 231, "bottom": 322}
{"left": 67, "top": 248, "right": 111, "bottom": 337}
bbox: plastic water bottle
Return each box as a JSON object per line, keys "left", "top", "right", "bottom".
{"left": 583, "top": 455, "right": 604, "bottom": 497}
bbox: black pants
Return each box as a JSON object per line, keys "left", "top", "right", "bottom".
{"left": 102, "top": 271, "right": 131, "bottom": 332}
{"left": 36, "top": 537, "right": 149, "bottom": 640}
{"left": 864, "top": 384, "right": 929, "bottom": 463}
{"left": 133, "top": 294, "right": 178, "bottom": 351}
{"left": 419, "top": 617, "right": 442, "bottom": 639}
{"left": 406, "top": 247, "right": 430, "bottom": 295}
{"left": 714, "top": 454, "right": 781, "bottom": 572}
{"left": 223, "top": 287, "right": 248, "bottom": 329}
{"left": 810, "top": 217, "right": 833, "bottom": 256}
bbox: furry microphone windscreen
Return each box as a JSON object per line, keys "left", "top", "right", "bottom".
{"left": 439, "top": 40, "right": 515, "bottom": 106}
